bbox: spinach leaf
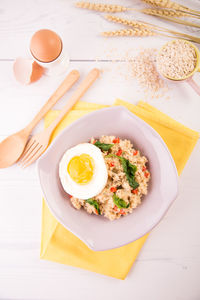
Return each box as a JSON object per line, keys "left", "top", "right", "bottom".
{"left": 85, "top": 198, "right": 101, "bottom": 215}
{"left": 129, "top": 179, "right": 139, "bottom": 190}
{"left": 119, "top": 157, "right": 139, "bottom": 190}
{"left": 94, "top": 141, "right": 113, "bottom": 151}
{"left": 105, "top": 154, "right": 139, "bottom": 190}
{"left": 113, "top": 193, "right": 130, "bottom": 209}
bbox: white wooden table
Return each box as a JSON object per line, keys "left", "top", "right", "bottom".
{"left": 0, "top": 0, "right": 200, "bottom": 299}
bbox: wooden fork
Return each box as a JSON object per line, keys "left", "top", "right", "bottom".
{"left": 19, "top": 68, "right": 100, "bottom": 168}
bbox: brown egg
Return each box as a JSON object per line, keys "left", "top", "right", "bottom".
{"left": 30, "top": 29, "right": 62, "bottom": 63}
{"left": 13, "top": 57, "right": 44, "bottom": 84}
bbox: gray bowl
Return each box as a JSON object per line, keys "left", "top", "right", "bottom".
{"left": 37, "top": 106, "right": 178, "bottom": 251}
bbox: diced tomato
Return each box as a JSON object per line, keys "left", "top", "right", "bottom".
{"left": 132, "top": 189, "right": 138, "bottom": 194}
{"left": 113, "top": 137, "right": 120, "bottom": 144}
{"left": 114, "top": 205, "right": 118, "bottom": 211}
{"left": 92, "top": 139, "right": 97, "bottom": 144}
{"left": 133, "top": 150, "right": 138, "bottom": 156}
{"left": 95, "top": 209, "right": 99, "bottom": 215}
{"left": 69, "top": 194, "right": 72, "bottom": 198}
{"left": 144, "top": 172, "right": 149, "bottom": 178}
{"left": 109, "top": 162, "right": 115, "bottom": 167}
{"left": 142, "top": 166, "right": 147, "bottom": 172}
{"left": 120, "top": 209, "right": 126, "bottom": 215}
{"left": 116, "top": 149, "right": 122, "bottom": 156}
{"left": 110, "top": 187, "right": 117, "bottom": 193}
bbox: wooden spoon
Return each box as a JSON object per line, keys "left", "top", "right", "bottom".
{"left": 0, "top": 70, "right": 80, "bottom": 168}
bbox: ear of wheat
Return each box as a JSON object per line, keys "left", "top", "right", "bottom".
{"left": 140, "top": 8, "right": 199, "bottom": 18}
{"left": 141, "top": 0, "right": 200, "bottom": 16}
{"left": 142, "top": 0, "right": 186, "bottom": 10}
{"left": 102, "top": 28, "right": 156, "bottom": 37}
{"left": 76, "top": 2, "right": 128, "bottom": 12}
{"left": 104, "top": 15, "right": 148, "bottom": 28}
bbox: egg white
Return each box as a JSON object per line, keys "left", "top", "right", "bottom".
{"left": 59, "top": 143, "right": 108, "bottom": 199}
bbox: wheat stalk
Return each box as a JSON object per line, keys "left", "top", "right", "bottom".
{"left": 101, "top": 28, "right": 180, "bottom": 39}
{"left": 76, "top": 2, "right": 128, "bottom": 12}
{"left": 104, "top": 15, "right": 200, "bottom": 44}
{"left": 142, "top": 9, "right": 200, "bottom": 28}
{"left": 140, "top": 21, "right": 200, "bottom": 43}
{"left": 102, "top": 28, "right": 156, "bottom": 37}
{"left": 141, "top": 0, "right": 200, "bottom": 16}
{"left": 104, "top": 15, "right": 148, "bottom": 29}
{"left": 141, "top": 8, "right": 199, "bottom": 18}
{"left": 102, "top": 27, "right": 200, "bottom": 43}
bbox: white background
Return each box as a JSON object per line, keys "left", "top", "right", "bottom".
{"left": 0, "top": 0, "right": 200, "bottom": 299}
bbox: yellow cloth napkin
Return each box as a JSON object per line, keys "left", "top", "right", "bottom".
{"left": 40, "top": 100, "right": 199, "bottom": 280}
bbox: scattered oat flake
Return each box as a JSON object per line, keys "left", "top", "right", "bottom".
{"left": 130, "top": 48, "right": 168, "bottom": 98}
{"left": 103, "top": 47, "right": 169, "bottom": 100}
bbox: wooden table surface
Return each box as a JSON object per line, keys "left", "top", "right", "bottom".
{"left": 0, "top": 0, "right": 200, "bottom": 299}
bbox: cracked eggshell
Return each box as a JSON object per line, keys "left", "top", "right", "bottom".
{"left": 13, "top": 57, "right": 44, "bottom": 84}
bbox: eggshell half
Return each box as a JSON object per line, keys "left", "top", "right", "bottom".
{"left": 13, "top": 57, "right": 44, "bottom": 84}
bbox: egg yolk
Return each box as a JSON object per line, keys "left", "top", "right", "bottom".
{"left": 67, "top": 154, "right": 94, "bottom": 185}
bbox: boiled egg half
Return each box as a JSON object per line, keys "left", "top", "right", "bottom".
{"left": 59, "top": 143, "right": 108, "bottom": 199}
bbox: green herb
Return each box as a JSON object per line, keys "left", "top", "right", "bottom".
{"left": 85, "top": 198, "right": 101, "bottom": 215}
{"left": 106, "top": 154, "right": 139, "bottom": 190}
{"left": 119, "top": 157, "right": 139, "bottom": 190}
{"left": 94, "top": 141, "right": 113, "bottom": 151}
{"left": 113, "top": 193, "right": 130, "bottom": 209}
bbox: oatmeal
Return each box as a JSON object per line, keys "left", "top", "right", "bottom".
{"left": 70, "top": 136, "right": 150, "bottom": 220}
